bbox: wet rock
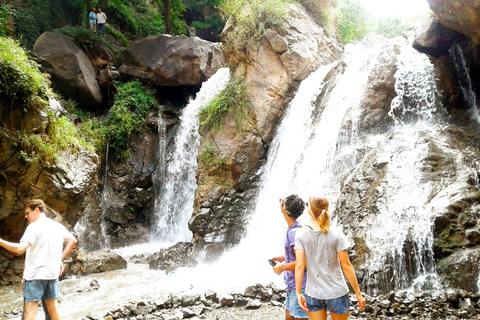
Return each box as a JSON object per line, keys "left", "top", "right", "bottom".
{"left": 413, "top": 15, "right": 461, "bottom": 57}
{"left": 245, "top": 299, "right": 262, "bottom": 310}
{"left": 426, "top": 0, "right": 480, "bottom": 42}
{"left": 220, "top": 295, "right": 235, "bottom": 307}
{"left": 65, "top": 249, "right": 127, "bottom": 276}
{"left": 148, "top": 242, "right": 198, "bottom": 271}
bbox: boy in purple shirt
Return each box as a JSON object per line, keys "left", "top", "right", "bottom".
{"left": 271, "top": 194, "right": 308, "bottom": 320}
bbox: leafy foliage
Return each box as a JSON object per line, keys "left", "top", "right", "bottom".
{"left": 0, "top": 4, "right": 14, "bottom": 37}
{"left": 335, "top": 0, "right": 409, "bottom": 44}
{"left": 101, "top": 81, "right": 159, "bottom": 160}
{"left": 55, "top": 26, "right": 122, "bottom": 60}
{"left": 14, "top": 111, "right": 93, "bottom": 167}
{"left": 0, "top": 37, "right": 46, "bottom": 105}
{"left": 199, "top": 76, "right": 250, "bottom": 134}
{"left": 220, "top": 0, "right": 291, "bottom": 53}
{"left": 107, "top": 0, "right": 165, "bottom": 38}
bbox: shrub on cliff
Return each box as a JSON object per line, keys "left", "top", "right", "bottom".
{"left": 220, "top": 0, "right": 290, "bottom": 54}
{"left": 102, "top": 81, "right": 159, "bottom": 160}
{"left": 0, "top": 36, "right": 46, "bottom": 105}
{"left": 199, "top": 76, "right": 250, "bottom": 134}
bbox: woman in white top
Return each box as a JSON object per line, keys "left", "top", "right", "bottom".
{"left": 294, "top": 196, "right": 365, "bottom": 320}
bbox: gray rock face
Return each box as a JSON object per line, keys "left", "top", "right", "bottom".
{"left": 427, "top": 0, "right": 480, "bottom": 42}
{"left": 413, "top": 15, "right": 462, "bottom": 57}
{"left": 336, "top": 125, "right": 480, "bottom": 294}
{"left": 119, "top": 35, "right": 226, "bottom": 86}
{"left": 77, "top": 113, "right": 162, "bottom": 250}
{"left": 33, "top": 32, "right": 102, "bottom": 108}
{"left": 64, "top": 249, "right": 128, "bottom": 276}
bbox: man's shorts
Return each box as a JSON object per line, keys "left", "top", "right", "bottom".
{"left": 286, "top": 289, "right": 309, "bottom": 319}
{"left": 24, "top": 279, "right": 60, "bottom": 302}
{"left": 305, "top": 293, "right": 350, "bottom": 315}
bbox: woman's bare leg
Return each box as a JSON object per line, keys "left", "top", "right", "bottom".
{"left": 307, "top": 309, "right": 327, "bottom": 320}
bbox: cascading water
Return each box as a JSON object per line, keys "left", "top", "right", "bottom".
{"left": 213, "top": 34, "right": 446, "bottom": 295}
{"left": 152, "top": 68, "right": 231, "bottom": 244}
{"left": 449, "top": 43, "right": 480, "bottom": 123}
{"left": 181, "top": 36, "right": 393, "bottom": 292}
{"left": 228, "top": 36, "right": 387, "bottom": 266}
{"left": 357, "top": 41, "right": 442, "bottom": 294}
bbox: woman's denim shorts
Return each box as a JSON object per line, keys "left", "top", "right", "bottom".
{"left": 305, "top": 293, "right": 350, "bottom": 315}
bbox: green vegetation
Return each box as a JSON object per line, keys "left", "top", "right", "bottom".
{"left": 220, "top": 0, "right": 291, "bottom": 53}
{"left": 0, "top": 37, "right": 47, "bottom": 105}
{"left": 67, "top": 81, "right": 159, "bottom": 161}
{"left": 106, "top": 0, "right": 166, "bottom": 38}
{"left": 189, "top": 0, "right": 223, "bottom": 36}
{"left": 198, "top": 141, "right": 227, "bottom": 169}
{"left": 15, "top": 112, "right": 93, "bottom": 167}
{"left": 0, "top": 5, "right": 13, "bottom": 37}
{"left": 0, "top": 37, "right": 94, "bottom": 167}
{"left": 335, "top": 0, "right": 410, "bottom": 44}
{"left": 101, "top": 81, "right": 159, "bottom": 160}
{"left": 105, "top": 25, "right": 129, "bottom": 47}
{"left": 56, "top": 26, "right": 122, "bottom": 59}
{"left": 199, "top": 76, "right": 250, "bottom": 134}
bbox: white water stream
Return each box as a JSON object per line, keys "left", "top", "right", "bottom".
{"left": 152, "top": 68, "right": 231, "bottom": 244}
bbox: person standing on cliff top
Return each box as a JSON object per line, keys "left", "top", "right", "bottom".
{"left": 271, "top": 194, "right": 309, "bottom": 320}
{"left": 89, "top": 8, "right": 97, "bottom": 33}
{"left": 96, "top": 8, "right": 107, "bottom": 36}
{"left": 0, "top": 199, "right": 77, "bottom": 320}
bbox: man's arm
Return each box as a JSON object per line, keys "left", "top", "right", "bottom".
{"left": 62, "top": 237, "right": 77, "bottom": 261}
{"left": 0, "top": 238, "right": 30, "bottom": 255}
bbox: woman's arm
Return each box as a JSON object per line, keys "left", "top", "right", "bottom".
{"left": 295, "top": 248, "right": 308, "bottom": 312}
{"left": 338, "top": 250, "right": 366, "bottom": 310}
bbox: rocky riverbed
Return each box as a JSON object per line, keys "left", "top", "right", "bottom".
{"left": 3, "top": 277, "right": 480, "bottom": 320}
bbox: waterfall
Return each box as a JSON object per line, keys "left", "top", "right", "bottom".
{"left": 99, "top": 143, "right": 111, "bottom": 247}
{"left": 449, "top": 43, "right": 480, "bottom": 123}
{"left": 213, "top": 35, "right": 444, "bottom": 294}
{"left": 234, "top": 37, "right": 386, "bottom": 262}
{"left": 152, "top": 68, "right": 231, "bottom": 244}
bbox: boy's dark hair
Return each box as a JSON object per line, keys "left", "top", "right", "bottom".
{"left": 284, "top": 194, "right": 305, "bottom": 219}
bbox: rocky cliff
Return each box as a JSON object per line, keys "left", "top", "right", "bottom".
{"left": 188, "top": 3, "right": 342, "bottom": 256}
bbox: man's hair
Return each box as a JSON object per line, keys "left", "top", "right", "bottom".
{"left": 284, "top": 194, "right": 305, "bottom": 219}
{"left": 24, "top": 199, "right": 46, "bottom": 213}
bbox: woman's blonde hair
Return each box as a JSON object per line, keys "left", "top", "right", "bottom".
{"left": 309, "top": 196, "right": 330, "bottom": 233}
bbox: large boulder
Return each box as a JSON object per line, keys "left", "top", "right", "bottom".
{"left": 427, "top": 0, "right": 480, "bottom": 42}
{"left": 33, "top": 32, "right": 102, "bottom": 108}
{"left": 148, "top": 242, "right": 198, "bottom": 272}
{"left": 413, "top": 15, "right": 463, "bottom": 57}
{"left": 64, "top": 249, "right": 128, "bottom": 276}
{"left": 119, "top": 35, "right": 226, "bottom": 86}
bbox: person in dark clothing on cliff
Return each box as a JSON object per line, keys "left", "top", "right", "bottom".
{"left": 271, "top": 194, "right": 309, "bottom": 320}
